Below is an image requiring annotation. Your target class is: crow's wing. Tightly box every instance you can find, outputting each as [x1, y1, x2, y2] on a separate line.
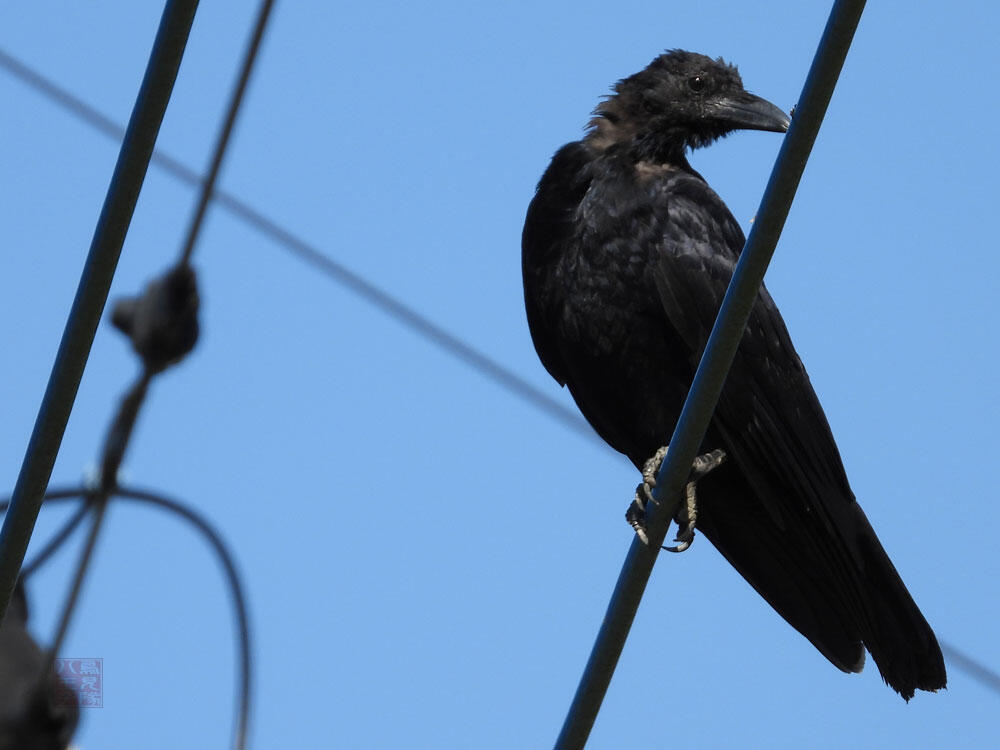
[522, 143, 597, 388]
[652, 180, 944, 697]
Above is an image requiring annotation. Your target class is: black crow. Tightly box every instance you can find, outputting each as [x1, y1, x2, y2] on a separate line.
[522, 50, 946, 699]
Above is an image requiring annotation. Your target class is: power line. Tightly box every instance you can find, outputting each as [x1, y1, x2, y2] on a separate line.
[3, 32, 997, 710]
[556, 3, 868, 744]
[941, 642, 1000, 695]
[0, 44, 605, 454]
[0, 0, 200, 624]
[113, 486, 252, 750]
[1, 487, 251, 750]
[36, 4, 275, 748]
[19, 501, 89, 579]
[177, 0, 274, 266]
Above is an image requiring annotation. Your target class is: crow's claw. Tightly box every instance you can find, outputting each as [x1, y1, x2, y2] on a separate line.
[626, 446, 727, 553]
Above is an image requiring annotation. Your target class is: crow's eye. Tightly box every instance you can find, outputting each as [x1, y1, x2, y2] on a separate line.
[688, 75, 706, 93]
[642, 98, 657, 114]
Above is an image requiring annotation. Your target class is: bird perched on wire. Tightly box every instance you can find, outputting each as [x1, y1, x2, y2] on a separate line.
[521, 49, 946, 699]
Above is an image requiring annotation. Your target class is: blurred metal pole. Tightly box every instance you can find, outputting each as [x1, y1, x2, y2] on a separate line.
[554, 1, 867, 747]
[0, 0, 200, 621]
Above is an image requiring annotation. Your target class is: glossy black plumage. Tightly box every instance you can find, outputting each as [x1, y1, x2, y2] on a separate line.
[522, 50, 945, 699]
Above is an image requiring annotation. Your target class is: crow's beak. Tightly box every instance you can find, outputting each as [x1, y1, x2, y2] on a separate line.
[706, 92, 790, 133]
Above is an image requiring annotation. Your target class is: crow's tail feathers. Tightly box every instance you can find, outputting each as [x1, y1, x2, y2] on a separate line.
[694, 468, 946, 700]
[852, 511, 946, 700]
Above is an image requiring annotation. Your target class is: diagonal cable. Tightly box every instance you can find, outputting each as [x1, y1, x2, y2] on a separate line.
[0, 0, 200, 623]
[941, 642, 1000, 695]
[0, 44, 605, 452]
[1, 487, 251, 749]
[34, 4, 275, 749]
[177, 0, 274, 266]
[556, 1, 868, 746]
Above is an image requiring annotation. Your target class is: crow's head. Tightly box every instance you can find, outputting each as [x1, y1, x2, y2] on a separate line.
[587, 50, 789, 159]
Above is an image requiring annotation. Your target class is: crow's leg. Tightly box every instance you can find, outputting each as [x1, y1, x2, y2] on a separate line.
[625, 446, 668, 545]
[626, 447, 726, 552]
[664, 449, 726, 553]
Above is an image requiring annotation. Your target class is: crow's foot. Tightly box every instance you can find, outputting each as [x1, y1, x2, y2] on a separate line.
[625, 446, 726, 552]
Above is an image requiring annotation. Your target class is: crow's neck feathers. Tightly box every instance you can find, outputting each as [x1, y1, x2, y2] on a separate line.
[582, 50, 762, 164]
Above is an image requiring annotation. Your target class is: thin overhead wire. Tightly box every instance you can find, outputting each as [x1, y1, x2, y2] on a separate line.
[19, 502, 89, 579]
[0, 0, 200, 623]
[941, 642, 1000, 695]
[115, 486, 253, 750]
[3, 14, 999, 714]
[0, 487, 252, 750]
[178, 0, 275, 265]
[25, 3, 276, 747]
[0, 44, 605, 453]
[555, 2, 868, 746]
[43, 372, 150, 678]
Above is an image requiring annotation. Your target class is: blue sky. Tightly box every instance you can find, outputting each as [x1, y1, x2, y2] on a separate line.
[2, 1, 999, 747]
